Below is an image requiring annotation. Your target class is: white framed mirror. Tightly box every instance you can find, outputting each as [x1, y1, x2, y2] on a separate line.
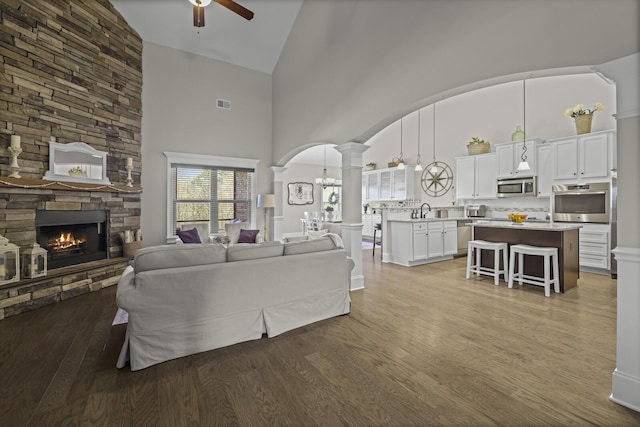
[43, 142, 111, 184]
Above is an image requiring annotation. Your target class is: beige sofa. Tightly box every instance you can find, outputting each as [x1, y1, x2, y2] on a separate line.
[116, 234, 353, 370]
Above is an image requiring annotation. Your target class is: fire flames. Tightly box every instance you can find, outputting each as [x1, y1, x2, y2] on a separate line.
[51, 232, 86, 252]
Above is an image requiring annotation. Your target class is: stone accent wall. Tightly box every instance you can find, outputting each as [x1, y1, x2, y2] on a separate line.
[0, 0, 142, 182]
[0, 1, 143, 319]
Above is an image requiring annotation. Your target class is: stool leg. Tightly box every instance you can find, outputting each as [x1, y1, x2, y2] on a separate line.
[544, 254, 551, 297]
[502, 246, 509, 282]
[552, 252, 560, 293]
[475, 248, 481, 276]
[517, 252, 524, 285]
[466, 242, 473, 279]
[372, 228, 376, 258]
[508, 247, 515, 289]
[493, 248, 499, 286]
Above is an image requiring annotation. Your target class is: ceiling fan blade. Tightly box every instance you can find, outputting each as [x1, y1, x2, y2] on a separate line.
[193, 4, 205, 27]
[215, 0, 254, 20]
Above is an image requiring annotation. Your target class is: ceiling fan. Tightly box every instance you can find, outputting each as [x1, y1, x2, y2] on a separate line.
[189, 0, 254, 28]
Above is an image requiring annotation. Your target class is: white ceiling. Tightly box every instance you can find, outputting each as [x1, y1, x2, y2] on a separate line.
[110, 0, 337, 167]
[110, 0, 303, 75]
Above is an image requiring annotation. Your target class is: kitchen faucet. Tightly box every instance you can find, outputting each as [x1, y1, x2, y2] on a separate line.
[420, 202, 431, 219]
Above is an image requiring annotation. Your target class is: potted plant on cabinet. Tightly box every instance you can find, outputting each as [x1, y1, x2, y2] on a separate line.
[466, 137, 491, 155]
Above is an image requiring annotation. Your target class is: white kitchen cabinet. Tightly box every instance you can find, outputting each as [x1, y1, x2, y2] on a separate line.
[412, 223, 428, 261]
[388, 220, 457, 266]
[443, 221, 458, 256]
[495, 139, 539, 179]
[363, 166, 414, 201]
[427, 221, 458, 258]
[456, 153, 497, 200]
[552, 131, 613, 182]
[363, 171, 379, 201]
[536, 143, 554, 197]
[578, 223, 610, 271]
[362, 213, 382, 237]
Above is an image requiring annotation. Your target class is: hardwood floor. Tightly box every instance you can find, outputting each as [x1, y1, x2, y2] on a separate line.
[1, 253, 639, 426]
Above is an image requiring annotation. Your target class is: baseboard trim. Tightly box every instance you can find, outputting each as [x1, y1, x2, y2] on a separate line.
[350, 274, 364, 291]
[610, 369, 640, 413]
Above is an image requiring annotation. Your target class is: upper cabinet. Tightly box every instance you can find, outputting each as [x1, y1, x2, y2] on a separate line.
[495, 139, 542, 179]
[363, 166, 414, 201]
[456, 153, 497, 200]
[536, 142, 554, 197]
[551, 130, 615, 182]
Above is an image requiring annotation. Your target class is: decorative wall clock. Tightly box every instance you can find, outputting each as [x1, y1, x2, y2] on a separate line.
[421, 161, 453, 197]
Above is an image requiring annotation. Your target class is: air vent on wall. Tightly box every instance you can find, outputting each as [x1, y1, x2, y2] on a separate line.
[217, 99, 231, 110]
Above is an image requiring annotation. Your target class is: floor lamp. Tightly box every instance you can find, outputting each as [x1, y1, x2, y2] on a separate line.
[257, 194, 275, 241]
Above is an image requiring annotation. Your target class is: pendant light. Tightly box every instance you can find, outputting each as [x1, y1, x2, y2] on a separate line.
[517, 79, 531, 171]
[396, 118, 405, 169]
[415, 110, 423, 172]
[430, 103, 439, 174]
[315, 145, 335, 188]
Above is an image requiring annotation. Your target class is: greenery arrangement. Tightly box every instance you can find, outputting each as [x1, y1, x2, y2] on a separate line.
[564, 102, 604, 118]
[467, 137, 489, 145]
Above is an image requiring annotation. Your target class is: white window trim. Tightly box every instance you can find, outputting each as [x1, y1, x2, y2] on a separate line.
[164, 152, 260, 242]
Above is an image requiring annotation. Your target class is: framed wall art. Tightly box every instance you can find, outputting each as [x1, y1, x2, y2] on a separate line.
[287, 182, 314, 205]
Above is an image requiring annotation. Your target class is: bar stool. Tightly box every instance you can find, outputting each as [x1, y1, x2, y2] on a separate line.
[466, 240, 509, 285]
[372, 223, 382, 259]
[508, 244, 559, 297]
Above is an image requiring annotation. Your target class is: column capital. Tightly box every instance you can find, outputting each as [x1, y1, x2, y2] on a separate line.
[270, 166, 287, 181]
[335, 142, 369, 167]
[594, 53, 640, 119]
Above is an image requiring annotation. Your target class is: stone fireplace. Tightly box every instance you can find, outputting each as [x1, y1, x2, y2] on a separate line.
[0, 1, 143, 320]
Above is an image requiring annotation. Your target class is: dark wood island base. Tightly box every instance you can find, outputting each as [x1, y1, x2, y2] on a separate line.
[472, 222, 580, 293]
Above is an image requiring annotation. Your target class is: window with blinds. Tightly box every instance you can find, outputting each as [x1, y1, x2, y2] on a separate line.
[171, 165, 254, 234]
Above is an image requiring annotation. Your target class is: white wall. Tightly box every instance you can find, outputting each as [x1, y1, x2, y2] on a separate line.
[140, 42, 272, 246]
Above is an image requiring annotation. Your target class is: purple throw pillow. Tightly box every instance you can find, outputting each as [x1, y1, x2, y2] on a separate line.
[237, 229, 259, 244]
[177, 227, 201, 244]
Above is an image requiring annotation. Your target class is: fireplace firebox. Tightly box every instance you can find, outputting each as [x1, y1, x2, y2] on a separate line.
[35, 210, 109, 270]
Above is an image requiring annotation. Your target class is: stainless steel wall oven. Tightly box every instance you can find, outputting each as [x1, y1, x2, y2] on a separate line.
[551, 182, 610, 223]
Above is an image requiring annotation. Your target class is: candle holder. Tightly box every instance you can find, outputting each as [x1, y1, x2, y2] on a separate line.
[125, 164, 133, 187]
[8, 146, 22, 178]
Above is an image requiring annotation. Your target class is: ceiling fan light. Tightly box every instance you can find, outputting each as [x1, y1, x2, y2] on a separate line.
[189, 0, 212, 6]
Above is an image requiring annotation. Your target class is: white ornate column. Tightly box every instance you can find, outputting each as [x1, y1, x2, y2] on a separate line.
[335, 142, 369, 291]
[270, 166, 287, 242]
[595, 53, 640, 413]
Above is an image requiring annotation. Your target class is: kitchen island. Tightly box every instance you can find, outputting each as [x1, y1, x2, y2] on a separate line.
[472, 221, 581, 292]
[387, 219, 458, 266]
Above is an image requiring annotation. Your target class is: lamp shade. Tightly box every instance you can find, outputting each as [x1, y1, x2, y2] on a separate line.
[257, 193, 275, 208]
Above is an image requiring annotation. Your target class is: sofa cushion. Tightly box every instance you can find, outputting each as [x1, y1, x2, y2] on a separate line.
[283, 235, 339, 255]
[238, 229, 260, 244]
[227, 242, 284, 262]
[308, 229, 328, 239]
[176, 227, 201, 244]
[134, 244, 226, 273]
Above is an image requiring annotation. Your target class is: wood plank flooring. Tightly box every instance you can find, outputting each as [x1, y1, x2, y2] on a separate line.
[1, 253, 639, 426]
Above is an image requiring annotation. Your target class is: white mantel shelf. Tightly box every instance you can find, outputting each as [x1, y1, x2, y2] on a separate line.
[0, 177, 142, 193]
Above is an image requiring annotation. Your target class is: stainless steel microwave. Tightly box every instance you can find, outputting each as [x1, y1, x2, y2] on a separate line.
[496, 177, 537, 198]
[551, 182, 610, 223]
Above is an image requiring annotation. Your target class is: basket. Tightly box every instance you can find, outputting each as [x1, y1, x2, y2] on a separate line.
[467, 142, 490, 155]
[123, 240, 142, 258]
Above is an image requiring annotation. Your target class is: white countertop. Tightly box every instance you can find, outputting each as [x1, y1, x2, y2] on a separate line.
[387, 218, 460, 223]
[471, 220, 582, 231]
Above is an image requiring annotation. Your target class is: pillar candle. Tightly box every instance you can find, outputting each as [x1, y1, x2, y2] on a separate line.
[126, 157, 133, 167]
[10, 135, 20, 149]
